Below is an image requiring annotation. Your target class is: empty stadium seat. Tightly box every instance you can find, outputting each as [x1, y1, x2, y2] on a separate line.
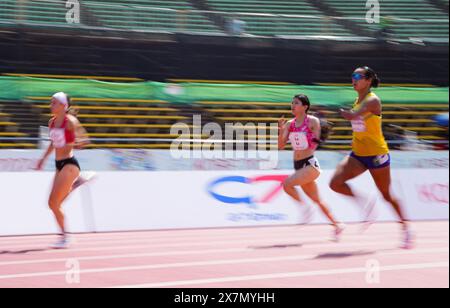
[83, 0, 221, 33]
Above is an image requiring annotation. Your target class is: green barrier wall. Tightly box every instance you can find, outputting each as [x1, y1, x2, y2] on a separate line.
[0, 76, 448, 105]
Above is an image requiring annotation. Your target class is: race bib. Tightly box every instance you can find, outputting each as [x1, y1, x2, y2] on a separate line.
[351, 117, 367, 133]
[49, 128, 66, 148]
[289, 132, 309, 151]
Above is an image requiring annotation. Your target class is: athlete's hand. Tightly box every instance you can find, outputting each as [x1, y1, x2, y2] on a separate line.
[35, 159, 45, 171]
[278, 116, 287, 129]
[74, 138, 90, 150]
[339, 109, 353, 120]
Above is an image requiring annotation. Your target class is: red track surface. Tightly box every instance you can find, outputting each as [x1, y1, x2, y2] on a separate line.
[0, 221, 448, 288]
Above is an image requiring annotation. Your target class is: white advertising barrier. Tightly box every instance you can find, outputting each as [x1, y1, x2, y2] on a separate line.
[0, 150, 112, 172]
[0, 169, 448, 235]
[0, 173, 95, 236]
[1, 150, 449, 171]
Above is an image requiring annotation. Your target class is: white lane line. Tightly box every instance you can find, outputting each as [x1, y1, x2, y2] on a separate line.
[0, 247, 447, 280]
[0, 230, 341, 247]
[0, 230, 304, 245]
[114, 262, 450, 288]
[2, 230, 448, 255]
[1, 223, 447, 245]
[0, 237, 448, 267]
[0, 247, 248, 266]
[1, 231, 423, 249]
[1, 229, 433, 247]
[0, 227, 332, 245]
[0, 237, 448, 260]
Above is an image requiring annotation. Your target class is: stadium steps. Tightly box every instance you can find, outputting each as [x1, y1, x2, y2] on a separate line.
[205, 0, 354, 37]
[305, 0, 374, 37]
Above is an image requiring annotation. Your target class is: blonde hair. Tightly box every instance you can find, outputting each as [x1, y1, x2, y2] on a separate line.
[64, 94, 79, 116]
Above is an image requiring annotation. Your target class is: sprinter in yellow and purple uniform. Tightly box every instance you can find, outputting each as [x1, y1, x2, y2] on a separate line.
[329, 66, 414, 249]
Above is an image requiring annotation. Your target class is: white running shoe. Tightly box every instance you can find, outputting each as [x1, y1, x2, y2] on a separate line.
[299, 205, 314, 225]
[333, 223, 346, 242]
[51, 236, 70, 249]
[72, 171, 97, 191]
[400, 228, 415, 250]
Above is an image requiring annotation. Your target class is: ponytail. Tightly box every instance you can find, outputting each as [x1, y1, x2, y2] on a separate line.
[313, 119, 334, 145]
[363, 66, 380, 88]
[65, 95, 79, 116]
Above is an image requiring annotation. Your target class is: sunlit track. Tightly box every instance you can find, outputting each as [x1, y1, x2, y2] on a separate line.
[0, 222, 448, 288]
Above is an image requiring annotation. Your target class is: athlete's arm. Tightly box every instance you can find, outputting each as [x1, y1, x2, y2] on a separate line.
[278, 116, 290, 150]
[36, 120, 55, 170]
[339, 97, 381, 120]
[309, 116, 321, 151]
[68, 115, 90, 149]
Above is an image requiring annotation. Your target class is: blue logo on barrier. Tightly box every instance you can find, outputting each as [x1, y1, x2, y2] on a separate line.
[207, 175, 288, 208]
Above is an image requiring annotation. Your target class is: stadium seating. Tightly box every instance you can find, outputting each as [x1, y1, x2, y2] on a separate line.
[0, 101, 35, 148]
[206, 0, 353, 37]
[2, 94, 447, 150]
[83, 0, 221, 33]
[0, 0, 221, 33]
[0, 0, 15, 24]
[197, 100, 449, 150]
[323, 0, 449, 41]
[0, 0, 72, 27]
[27, 96, 197, 149]
[0, 1, 448, 149]
[1, 0, 447, 40]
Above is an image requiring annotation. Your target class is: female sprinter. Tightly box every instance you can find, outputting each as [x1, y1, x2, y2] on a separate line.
[329, 66, 414, 249]
[279, 94, 345, 241]
[36, 92, 92, 249]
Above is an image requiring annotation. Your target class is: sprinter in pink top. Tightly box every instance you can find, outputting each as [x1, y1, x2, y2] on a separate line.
[279, 94, 344, 241]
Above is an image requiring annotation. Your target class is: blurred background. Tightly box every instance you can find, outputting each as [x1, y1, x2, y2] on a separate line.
[0, 0, 448, 235]
[0, 2, 449, 290]
[0, 0, 448, 153]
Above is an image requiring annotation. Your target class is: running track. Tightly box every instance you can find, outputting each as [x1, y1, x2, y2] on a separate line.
[0, 221, 448, 288]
